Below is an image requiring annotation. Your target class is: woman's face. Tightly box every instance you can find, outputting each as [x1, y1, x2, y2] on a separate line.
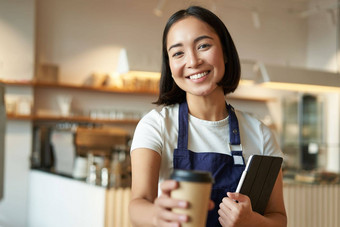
[166, 16, 225, 98]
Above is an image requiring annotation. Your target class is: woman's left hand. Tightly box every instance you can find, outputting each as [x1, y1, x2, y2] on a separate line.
[217, 192, 254, 227]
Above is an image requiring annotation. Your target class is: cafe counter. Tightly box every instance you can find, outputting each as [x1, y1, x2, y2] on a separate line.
[28, 169, 340, 227]
[27, 170, 131, 227]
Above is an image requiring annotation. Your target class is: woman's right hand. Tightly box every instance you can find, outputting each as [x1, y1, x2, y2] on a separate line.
[152, 179, 189, 227]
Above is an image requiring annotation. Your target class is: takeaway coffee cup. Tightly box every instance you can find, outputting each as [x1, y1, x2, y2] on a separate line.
[170, 169, 214, 227]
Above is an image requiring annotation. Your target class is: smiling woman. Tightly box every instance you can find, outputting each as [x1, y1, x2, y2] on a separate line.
[166, 17, 226, 99]
[154, 6, 241, 106]
[129, 5, 287, 227]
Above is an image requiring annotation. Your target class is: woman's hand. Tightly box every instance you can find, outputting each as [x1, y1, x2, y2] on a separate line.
[218, 192, 254, 227]
[153, 180, 215, 226]
[152, 180, 189, 227]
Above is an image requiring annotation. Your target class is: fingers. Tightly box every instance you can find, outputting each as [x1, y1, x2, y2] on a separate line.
[157, 208, 188, 224]
[154, 180, 189, 226]
[218, 200, 232, 227]
[218, 215, 227, 227]
[154, 196, 189, 226]
[158, 180, 188, 209]
[155, 194, 188, 210]
[160, 180, 179, 196]
[218, 196, 233, 217]
[218, 192, 254, 226]
[219, 193, 239, 212]
[218, 193, 246, 220]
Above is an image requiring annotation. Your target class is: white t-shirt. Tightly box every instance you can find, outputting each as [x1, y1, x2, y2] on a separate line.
[131, 104, 282, 183]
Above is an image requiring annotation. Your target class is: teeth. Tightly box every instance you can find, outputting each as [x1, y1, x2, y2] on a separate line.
[189, 71, 208, 80]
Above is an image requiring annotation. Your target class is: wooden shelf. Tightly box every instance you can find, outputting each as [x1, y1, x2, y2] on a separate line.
[1, 79, 275, 102]
[3, 80, 275, 126]
[227, 95, 276, 102]
[0, 80, 33, 87]
[6, 114, 34, 120]
[7, 113, 140, 124]
[33, 81, 158, 95]
[1, 80, 158, 95]
[33, 115, 140, 124]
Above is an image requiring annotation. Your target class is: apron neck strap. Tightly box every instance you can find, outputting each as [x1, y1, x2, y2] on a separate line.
[177, 101, 242, 149]
[227, 104, 241, 145]
[177, 102, 189, 149]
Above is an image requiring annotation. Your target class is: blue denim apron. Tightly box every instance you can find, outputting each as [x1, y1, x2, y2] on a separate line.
[173, 101, 246, 227]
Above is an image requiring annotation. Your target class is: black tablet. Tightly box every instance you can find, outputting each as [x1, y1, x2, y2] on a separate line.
[235, 155, 283, 215]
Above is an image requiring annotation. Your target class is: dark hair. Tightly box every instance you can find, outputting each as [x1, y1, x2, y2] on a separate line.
[154, 5, 241, 106]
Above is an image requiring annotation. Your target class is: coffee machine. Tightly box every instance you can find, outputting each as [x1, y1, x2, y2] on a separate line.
[75, 126, 131, 188]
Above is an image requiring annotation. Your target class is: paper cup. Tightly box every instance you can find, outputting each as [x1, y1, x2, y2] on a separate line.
[170, 169, 214, 227]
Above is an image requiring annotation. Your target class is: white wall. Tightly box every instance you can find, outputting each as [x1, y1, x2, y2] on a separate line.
[0, 0, 35, 81]
[218, 7, 307, 67]
[305, 0, 340, 172]
[324, 93, 340, 172]
[36, 0, 166, 84]
[36, 0, 309, 84]
[0, 0, 35, 226]
[306, 0, 338, 72]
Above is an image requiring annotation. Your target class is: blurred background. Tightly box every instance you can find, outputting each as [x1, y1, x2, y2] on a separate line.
[0, 0, 339, 226]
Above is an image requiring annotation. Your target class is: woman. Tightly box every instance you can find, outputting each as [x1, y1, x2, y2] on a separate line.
[129, 6, 287, 227]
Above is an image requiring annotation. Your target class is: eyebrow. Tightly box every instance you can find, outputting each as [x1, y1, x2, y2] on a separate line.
[168, 35, 213, 52]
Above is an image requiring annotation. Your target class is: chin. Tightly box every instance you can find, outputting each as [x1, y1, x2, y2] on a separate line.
[188, 90, 213, 97]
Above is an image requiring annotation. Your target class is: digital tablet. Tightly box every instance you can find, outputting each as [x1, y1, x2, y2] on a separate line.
[235, 155, 283, 215]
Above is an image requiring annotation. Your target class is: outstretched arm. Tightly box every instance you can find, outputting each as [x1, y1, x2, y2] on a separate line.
[128, 148, 189, 227]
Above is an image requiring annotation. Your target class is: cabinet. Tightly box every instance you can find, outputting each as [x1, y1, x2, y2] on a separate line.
[282, 93, 325, 170]
[28, 170, 132, 227]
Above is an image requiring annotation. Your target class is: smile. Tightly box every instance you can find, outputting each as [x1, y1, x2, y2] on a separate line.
[188, 71, 209, 80]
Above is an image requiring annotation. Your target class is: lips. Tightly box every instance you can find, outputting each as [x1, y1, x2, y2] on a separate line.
[188, 71, 209, 80]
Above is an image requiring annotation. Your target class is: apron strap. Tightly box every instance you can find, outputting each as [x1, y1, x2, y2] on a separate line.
[177, 102, 189, 149]
[227, 104, 244, 165]
[227, 104, 241, 145]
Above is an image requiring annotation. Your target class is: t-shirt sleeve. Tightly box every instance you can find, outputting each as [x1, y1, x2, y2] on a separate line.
[261, 123, 283, 158]
[130, 109, 163, 155]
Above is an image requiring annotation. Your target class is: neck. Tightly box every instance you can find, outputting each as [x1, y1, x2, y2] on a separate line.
[186, 90, 228, 121]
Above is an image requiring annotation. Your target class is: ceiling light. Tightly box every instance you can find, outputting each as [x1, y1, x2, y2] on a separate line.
[116, 48, 160, 79]
[254, 62, 340, 93]
[153, 0, 167, 17]
[251, 11, 261, 29]
[299, 2, 339, 18]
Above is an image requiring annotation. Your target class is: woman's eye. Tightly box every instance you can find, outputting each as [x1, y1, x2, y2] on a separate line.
[172, 51, 184, 58]
[198, 43, 211, 50]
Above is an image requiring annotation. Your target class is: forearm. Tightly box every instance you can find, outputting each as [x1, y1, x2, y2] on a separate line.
[129, 198, 157, 227]
[248, 211, 287, 227]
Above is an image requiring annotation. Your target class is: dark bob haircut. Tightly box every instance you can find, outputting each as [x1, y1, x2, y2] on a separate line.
[154, 5, 241, 106]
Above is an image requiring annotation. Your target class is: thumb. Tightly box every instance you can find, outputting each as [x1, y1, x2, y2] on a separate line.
[227, 192, 248, 203]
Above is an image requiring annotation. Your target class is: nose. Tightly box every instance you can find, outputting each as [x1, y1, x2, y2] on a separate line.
[186, 51, 202, 68]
